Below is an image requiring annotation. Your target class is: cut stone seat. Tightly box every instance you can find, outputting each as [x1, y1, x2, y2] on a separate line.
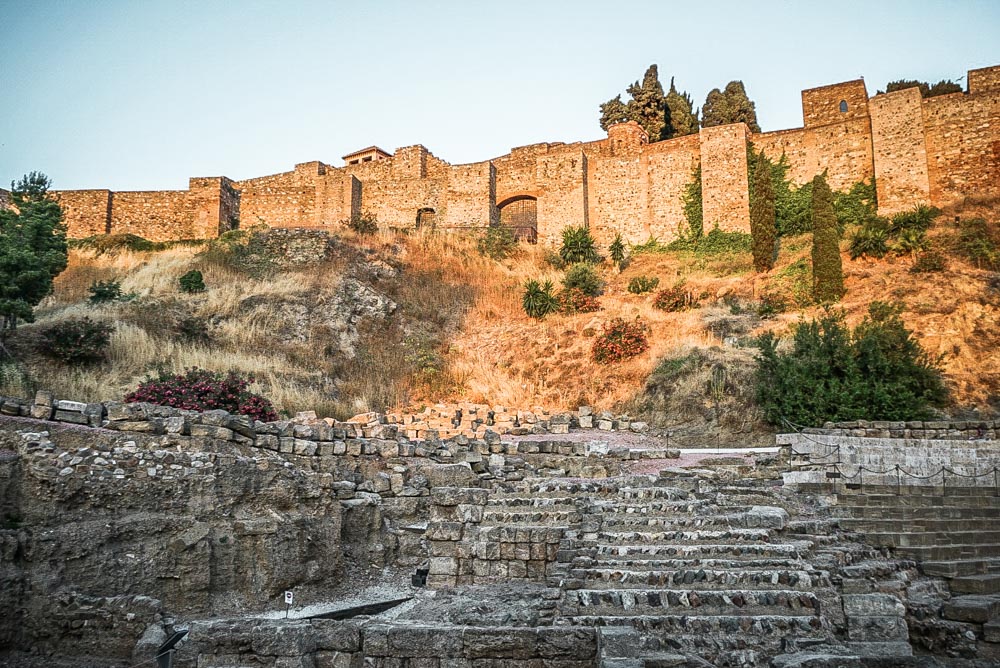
[616, 487, 692, 501]
[840, 494, 1000, 508]
[894, 543, 1000, 561]
[950, 574, 1000, 595]
[600, 513, 753, 530]
[860, 530, 1000, 548]
[581, 557, 814, 572]
[836, 505, 1000, 520]
[593, 542, 812, 560]
[591, 499, 715, 516]
[595, 529, 773, 544]
[838, 517, 1000, 532]
[480, 509, 581, 524]
[563, 588, 823, 617]
[560, 613, 830, 639]
[921, 557, 1000, 578]
[578, 567, 830, 591]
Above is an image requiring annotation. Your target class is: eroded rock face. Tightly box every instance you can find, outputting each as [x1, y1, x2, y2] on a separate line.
[0, 421, 343, 660]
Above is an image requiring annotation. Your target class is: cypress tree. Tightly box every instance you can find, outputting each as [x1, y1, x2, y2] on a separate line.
[811, 174, 844, 302]
[664, 77, 699, 138]
[625, 65, 668, 141]
[599, 94, 630, 131]
[701, 81, 761, 132]
[750, 153, 777, 272]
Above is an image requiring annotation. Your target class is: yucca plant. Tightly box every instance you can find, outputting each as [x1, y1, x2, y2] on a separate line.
[559, 225, 600, 264]
[892, 228, 928, 261]
[522, 279, 560, 319]
[849, 221, 889, 259]
[609, 233, 627, 271]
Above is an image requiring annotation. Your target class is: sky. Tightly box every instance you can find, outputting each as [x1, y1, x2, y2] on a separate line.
[1, 0, 998, 191]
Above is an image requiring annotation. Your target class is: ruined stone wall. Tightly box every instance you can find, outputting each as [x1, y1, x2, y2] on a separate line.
[870, 88, 932, 215]
[587, 123, 648, 244]
[646, 134, 701, 240]
[536, 149, 587, 241]
[55, 189, 112, 237]
[802, 79, 870, 128]
[969, 64, 1000, 94]
[443, 161, 496, 229]
[109, 190, 190, 240]
[700, 123, 750, 232]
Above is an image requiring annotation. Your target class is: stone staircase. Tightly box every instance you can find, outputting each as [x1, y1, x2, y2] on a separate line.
[549, 481, 849, 667]
[835, 486, 1000, 595]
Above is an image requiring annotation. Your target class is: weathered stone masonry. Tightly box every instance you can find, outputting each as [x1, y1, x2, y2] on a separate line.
[34, 64, 1000, 244]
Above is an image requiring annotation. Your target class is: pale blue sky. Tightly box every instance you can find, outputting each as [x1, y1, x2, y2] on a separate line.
[1, 0, 997, 191]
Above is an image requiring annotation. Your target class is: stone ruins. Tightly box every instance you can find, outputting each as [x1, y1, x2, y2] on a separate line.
[2, 390, 1000, 666]
[8, 64, 996, 247]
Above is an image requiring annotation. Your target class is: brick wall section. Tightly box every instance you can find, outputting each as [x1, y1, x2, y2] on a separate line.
[700, 123, 750, 232]
[870, 87, 932, 215]
[56, 189, 111, 237]
[922, 90, 1000, 208]
[802, 79, 869, 128]
[38, 65, 999, 243]
[968, 65, 1000, 94]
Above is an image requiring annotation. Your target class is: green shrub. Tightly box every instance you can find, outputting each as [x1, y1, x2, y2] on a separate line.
[889, 205, 939, 235]
[88, 280, 124, 304]
[955, 218, 1000, 270]
[834, 179, 878, 230]
[609, 233, 627, 270]
[653, 282, 699, 311]
[178, 269, 206, 293]
[627, 276, 660, 294]
[125, 368, 277, 422]
[559, 225, 600, 264]
[849, 220, 889, 259]
[891, 228, 929, 260]
[557, 288, 601, 314]
[345, 211, 379, 235]
[756, 292, 788, 318]
[755, 302, 946, 425]
[39, 318, 114, 364]
[681, 164, 703, 239]
[667, 226, 752, 256]
[543, 249, 567, 270]
[562, 262, 603, 297]
[592, 318, 649, 364]
[476, 226, 518, 260]
[522, 280, 560, 319]
[911, 249, 947, 273]
[71, 233, 162, 254]
[631, 235, 670, 255]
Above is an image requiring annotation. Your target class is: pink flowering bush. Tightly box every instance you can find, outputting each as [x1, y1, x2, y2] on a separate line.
[125, 368, 278, 422]
[591, 318, 650, 364]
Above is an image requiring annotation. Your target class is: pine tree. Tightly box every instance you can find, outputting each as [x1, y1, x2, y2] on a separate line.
[626, 65, 668, 141]
[599, 94, 630, 131]
[750, 153, 777, 272]
[701, 81, 761, 132]
[811, 174, 844, 303]
[664, 77, 699, 138]
[0, 172, 68, 334]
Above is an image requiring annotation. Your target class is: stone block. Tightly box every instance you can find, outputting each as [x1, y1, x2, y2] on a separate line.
[294, 439, 318, 456]
[745, 506, 789, 530]
[55, 399, 87, 412]
[54, 410, 90, 425]
[462, 627, 536, 659]
[311, 620, 361, 652]
[251, 623, 316, 656]
[30, 404, 53, 420]
[190, 424, 234, 440]
[943, 595, 1000, 623]
[429, 557, 458, 576]
[427, 522, 464, 541]
[846, 615, 909, 642]
[389, 625, 462, 658]
[431, 488, 488, 507]
[842, 594, 905, 618]
[362, 624, 391, 655]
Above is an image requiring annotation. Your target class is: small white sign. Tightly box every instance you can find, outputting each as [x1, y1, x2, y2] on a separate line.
[284, 591, 294, 605]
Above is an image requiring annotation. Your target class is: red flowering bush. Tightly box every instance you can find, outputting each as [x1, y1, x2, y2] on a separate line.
[591, 318, 649, 364]
[125, 368, 278, 422]
[653, 283, 699, 312]
[558, 288, 601, 314]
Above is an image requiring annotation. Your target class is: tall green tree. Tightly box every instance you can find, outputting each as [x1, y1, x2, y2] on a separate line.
[750, 153, 777, 272]
[599, 94, 630, 131]
[0, 172, 68, 334]
[626, 65, 668, 141]
[810, 174, 844, 303]
[701, 81, 761, 132]
[664, 77, 699, 138]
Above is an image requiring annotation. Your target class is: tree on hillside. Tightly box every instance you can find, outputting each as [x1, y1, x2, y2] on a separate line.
[598, 65, 699, 141]
[810, 173, 844, 303]
[750, 153, 777, 272]
[0, 172, 68, 336]
[599, 94, 631, 131]
[701, 81, 761, 132]
[880, 79, 963, 98]
[664, 77, 699, 138]
[626, 65, 668, 141]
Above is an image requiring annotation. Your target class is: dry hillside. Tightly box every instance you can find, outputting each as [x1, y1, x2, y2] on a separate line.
[1, 207, 997, 434]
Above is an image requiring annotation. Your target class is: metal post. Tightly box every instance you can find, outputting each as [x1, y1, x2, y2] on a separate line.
[896, 465, 901, 496]
[942, 468, 947, 496]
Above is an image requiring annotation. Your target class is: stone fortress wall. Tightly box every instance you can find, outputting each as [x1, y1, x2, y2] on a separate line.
[39, 64, 1000, 245]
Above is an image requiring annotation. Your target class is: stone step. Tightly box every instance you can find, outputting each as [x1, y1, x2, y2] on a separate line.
[895, 543, 1000, 561]
[921, 557, 1000, 578]
[563, 588, 823, 617]
[595, 529, 773, 544]
[579, 557, 813, 572]
[837, 505, 1000, 520]
[577, 567, 830, 590]
[600, 514, 747, 530]
[593, 542, 811, 561]
[486, 494, 580, 506]
[616, 487, 692, 501]
[591, 499, 714, 516]
[860, 530, 1000, 548]
[561, 613, 830, 642]
[481, 509, 580, 524]
[838, 517, 1000, 532]
[949, 574, 1000, 595]
[839, 494, 1000, 509]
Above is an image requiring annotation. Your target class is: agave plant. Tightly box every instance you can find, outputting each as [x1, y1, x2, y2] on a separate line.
[522, 279, 560, 319]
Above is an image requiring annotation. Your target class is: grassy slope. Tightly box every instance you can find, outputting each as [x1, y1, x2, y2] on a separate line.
[2, 217, 996, 427]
